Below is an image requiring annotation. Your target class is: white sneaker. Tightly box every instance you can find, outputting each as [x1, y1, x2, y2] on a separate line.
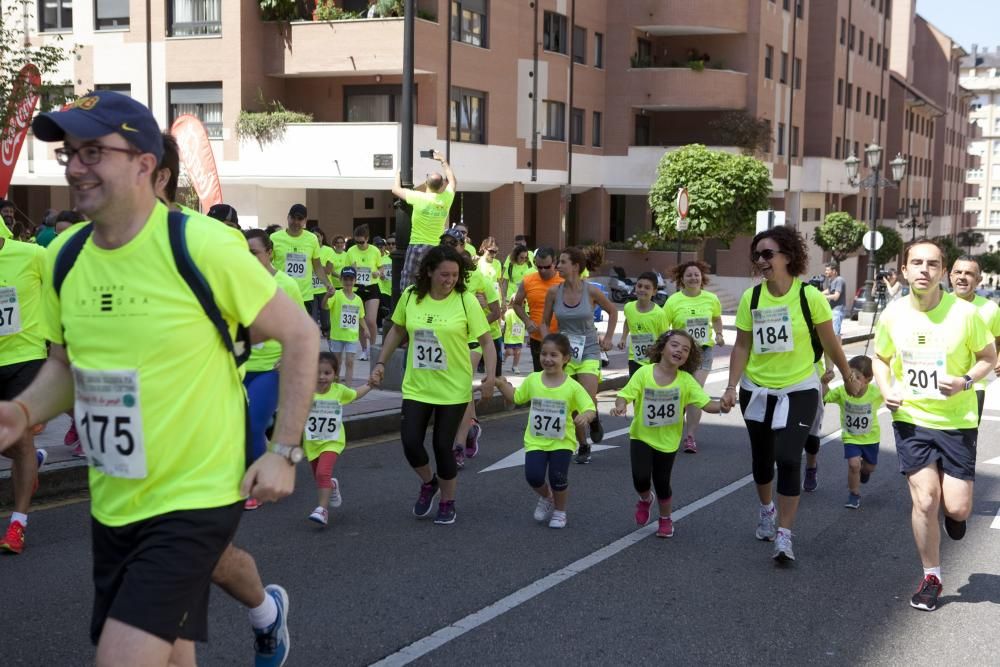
[756, 505, 776, 541]
[358, 349, 369, 361]
[773, 530, 795, 562]
[548, 510, 567, 529]
[329, 478, 342, 508]
[533, 495, 555, 522]
[308, 506, 328, 525]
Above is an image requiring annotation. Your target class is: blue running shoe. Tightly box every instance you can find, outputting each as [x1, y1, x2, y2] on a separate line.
[254, 585, 290, 667]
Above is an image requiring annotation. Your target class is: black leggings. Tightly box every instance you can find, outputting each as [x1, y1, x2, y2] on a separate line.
[524, 449, 572, 491]
[630, 439, 677, 499]
[400, 400, 468, 481]
[739, 388, 819, 497]
[628, 360, 643, 378]
[530, 337, 543, 372]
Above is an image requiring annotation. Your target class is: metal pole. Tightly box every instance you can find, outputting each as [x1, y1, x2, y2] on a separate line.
[676, 231, 681, 267]
[863, 180, 877, 313]
[390, 0, 415, 313]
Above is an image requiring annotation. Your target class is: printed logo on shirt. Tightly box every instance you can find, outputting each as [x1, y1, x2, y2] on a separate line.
[78, 285, 149, 315]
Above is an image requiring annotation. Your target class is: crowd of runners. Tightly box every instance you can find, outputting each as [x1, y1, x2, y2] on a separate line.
[0, 91, 996, 666]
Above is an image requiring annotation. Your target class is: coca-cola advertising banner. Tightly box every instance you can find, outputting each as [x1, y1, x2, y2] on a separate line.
[171, 114, 222, 210]
[0, 63, 41, 197]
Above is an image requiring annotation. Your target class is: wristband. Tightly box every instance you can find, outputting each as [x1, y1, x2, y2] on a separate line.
[725, 385, 736, 391]
[374, 361, 386, 368]
[12, 399, 31, 426]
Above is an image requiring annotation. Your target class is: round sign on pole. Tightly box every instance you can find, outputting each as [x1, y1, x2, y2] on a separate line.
[676, 187, 689, 219]
[862, 230, 884, 251]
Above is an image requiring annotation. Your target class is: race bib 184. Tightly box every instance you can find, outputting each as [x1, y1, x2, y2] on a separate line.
[751, 306, 792, 354]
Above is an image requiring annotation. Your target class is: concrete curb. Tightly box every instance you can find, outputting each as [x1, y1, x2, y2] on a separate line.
[1, 373, 633, 509]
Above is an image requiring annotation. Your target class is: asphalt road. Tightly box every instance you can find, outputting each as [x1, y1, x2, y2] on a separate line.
[3, 341, 1000, 666]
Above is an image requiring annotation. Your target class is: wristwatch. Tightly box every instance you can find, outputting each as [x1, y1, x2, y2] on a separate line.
[963, 374, 974, 391]
[269, 443, 304, 465]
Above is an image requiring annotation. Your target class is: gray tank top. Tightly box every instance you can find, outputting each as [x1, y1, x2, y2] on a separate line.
[553, 283, 599, 362]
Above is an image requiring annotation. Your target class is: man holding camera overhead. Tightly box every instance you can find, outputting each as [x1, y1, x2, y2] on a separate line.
[391, 150, 456, 289]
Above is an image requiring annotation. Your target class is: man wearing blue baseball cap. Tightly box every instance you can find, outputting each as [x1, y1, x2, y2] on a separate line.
[0, 90, 317, 666]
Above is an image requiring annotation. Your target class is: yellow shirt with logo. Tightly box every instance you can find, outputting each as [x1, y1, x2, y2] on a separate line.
[379, 253, 393, 296]
[246, 270, 303, 373]
[0, 240, 46, 366]
[618, 365, 709, 452]
[663, 290, 723, 347]
[503, 308, 525, 346]
[326, 247, 347, 291]
[466, 268, 502, 340]
[312, 242, 333, 297]
[43, 203, 277, 527]
[623, 301, 670, 365]
[735, 278, 832, 389]
[503, 260, 535, 300]
[406, 189, 455, 245]
[303, 384, 358, 459]
[329, 289, 363, 343]
[971, 294, 1000, 390]
[874, 292, 991, 429]
[391, 286, 489, 404]
[824, 383, 883, 445]
[513, 372, 595, 452]
[270, 229, 321, 299]
[346, 244, 382, 287]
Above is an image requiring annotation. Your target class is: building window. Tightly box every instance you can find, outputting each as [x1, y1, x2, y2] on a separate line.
[991, 211, 1000, 225]
[868, 37, 874, 61]
[168, 83, 222, 138]
[592, 111, 602, 147]
[846, 83, 853, 107]
[793, 58, 802, 89]
[636, 38, 652, 66]
[854, 140, 859, 157]
[572, 25, 586, 65]
[780, 52, 788, 84]
[169, 0, 221, 36]
[991, 187, 1000, 201]
[849, 24, 855, 50]
[840, 17, 846, 45]
[782, 0, 789, 9]
[859, 30, 864, 55]
[570, 107, 584, 145]
[95, 0, 128, 29]
[866, 91, 871, 115]
[876, 42, 882, 66]
[880, 97, 886, 120]
[856, 89, 861, 112]
[764, 45, 773, 79]
[795, 0, 803, 19]
[449, 87, 486, 143]
[543, 11, 568, 54]
[544, 100, 565, 140]
[777, 123, 785, 156]
[634, 114, 651, 146]
[345, 85, 411, 122]
[451, 0, 488, 48]
[39, 0, 73, 31]
[791, 125, 799, 157]
[883, 47, 888, 70]
[837, 78, 843, 105]
[95, 83, 131, 96]
[835, 137, 841, 159]
[594, 32, 604, 68]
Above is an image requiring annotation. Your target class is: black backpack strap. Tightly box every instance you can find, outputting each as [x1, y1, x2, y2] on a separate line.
[166, 211, 250, 366]
[799, 283, 823, 363]
[53, 223, 95, 297]
[750, 283, 762, 311]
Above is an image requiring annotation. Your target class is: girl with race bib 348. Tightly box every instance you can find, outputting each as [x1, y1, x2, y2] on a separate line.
[663, 260, 725, 454]
[541, 246, 617, 464]
[612, 330, 728, 538]
[494, 334, 596, 529]
[617, 271, 670, 378]
[304, 352, 370, 527]
[722, 226, 862, 563]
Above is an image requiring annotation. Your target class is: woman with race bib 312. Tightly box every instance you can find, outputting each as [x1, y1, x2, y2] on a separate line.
[721, 226, 862, 563]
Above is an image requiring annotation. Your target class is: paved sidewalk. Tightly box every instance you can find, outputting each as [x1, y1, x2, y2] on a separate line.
[0, 306, 875, 481]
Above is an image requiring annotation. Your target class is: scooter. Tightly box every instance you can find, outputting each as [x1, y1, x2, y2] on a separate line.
[609, 266, 636, 303]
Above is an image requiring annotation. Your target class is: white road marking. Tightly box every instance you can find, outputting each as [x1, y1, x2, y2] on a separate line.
[479, 442, 622, 473]
[984, 456, 1000, 466]
[992, 508, 1000, 530]
[372, 428, 845, 666]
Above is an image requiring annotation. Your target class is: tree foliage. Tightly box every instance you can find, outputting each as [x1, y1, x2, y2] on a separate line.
[0, 5, 73, 142]
[956, 230, 985, 253]
[874, 224, 903, 267]
[813, 212, 867, 262]
[976, 252, 1000, 275]
[709, 111, 773, 156]
[933, 235, 963, 271]
[648, 144, 772, 245]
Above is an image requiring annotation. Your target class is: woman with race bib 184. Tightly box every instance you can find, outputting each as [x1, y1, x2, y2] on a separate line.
[721, 226, 862, 563]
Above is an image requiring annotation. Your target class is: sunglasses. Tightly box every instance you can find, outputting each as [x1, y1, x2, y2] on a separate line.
[751, 249, 782, 262]
[536, 264, 554, 271]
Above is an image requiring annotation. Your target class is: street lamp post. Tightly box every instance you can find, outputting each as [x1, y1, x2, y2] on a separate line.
[896, 202, 932, 242]
[845, 146, 907, 313]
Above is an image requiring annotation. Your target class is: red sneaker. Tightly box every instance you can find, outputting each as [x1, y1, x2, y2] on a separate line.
[63, 422, 80, 448]
[244, 498, 261, 511]
[0, 521, 25, 554]
[683, 435, 698, 454]
[634, 493, 654, 526]
[656, 517, 674, 538]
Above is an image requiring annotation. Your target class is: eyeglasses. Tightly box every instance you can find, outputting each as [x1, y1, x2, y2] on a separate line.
[55, 144, 141, 166]
[751, 249, 782, 262]
[536, 263, 554, 271]
[486, 248, 497, 254]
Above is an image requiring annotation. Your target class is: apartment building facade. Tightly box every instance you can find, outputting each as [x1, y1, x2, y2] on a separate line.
[962, 46, 1000, 250]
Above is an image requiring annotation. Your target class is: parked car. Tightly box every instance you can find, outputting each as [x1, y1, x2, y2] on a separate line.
[849, 283, 887, 319]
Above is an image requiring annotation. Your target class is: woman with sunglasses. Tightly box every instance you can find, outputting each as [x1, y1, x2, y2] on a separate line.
[477, 237, 503, 299]
[722, 226, 862, 563]
[541, 245, 618, 463]
[663, 260, 724, 454]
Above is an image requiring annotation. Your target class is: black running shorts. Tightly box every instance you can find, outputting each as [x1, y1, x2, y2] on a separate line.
[892, 422, 977, 481]
[0, 358, 44, 401]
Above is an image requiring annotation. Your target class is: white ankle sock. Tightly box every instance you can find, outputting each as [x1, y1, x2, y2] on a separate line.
[248, 593, 278, 630]
[761, 502, 775, 513]
[11, 513, 27, 527]
[923, 566, 942, 581]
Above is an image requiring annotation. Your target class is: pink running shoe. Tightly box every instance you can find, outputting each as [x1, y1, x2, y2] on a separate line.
[634, 493, 655, 526]
[453, 445, 465, 470]
[63, 422, 80, 448]
[657, 517, 674, 538]
[465, 419, 481, 458]
[683, 434, 698, 454]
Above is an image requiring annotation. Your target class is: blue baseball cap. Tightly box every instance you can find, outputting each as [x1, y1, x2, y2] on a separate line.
[31, 91, 164, 161]
[340, 267, 357, 279]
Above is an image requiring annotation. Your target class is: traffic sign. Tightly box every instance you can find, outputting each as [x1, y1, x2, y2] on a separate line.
[862, 230, 884, 251]
[676, 187, 689, 219]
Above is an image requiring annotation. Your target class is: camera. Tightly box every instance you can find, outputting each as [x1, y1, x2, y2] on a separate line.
[807, 275, 824, 290]
[419, 149, 435, 158]
[875, 270, 888, 281]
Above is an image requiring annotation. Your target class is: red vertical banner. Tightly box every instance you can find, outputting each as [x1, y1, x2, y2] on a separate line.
[171, 114, 223, 210]
[0, 64, 42, 197]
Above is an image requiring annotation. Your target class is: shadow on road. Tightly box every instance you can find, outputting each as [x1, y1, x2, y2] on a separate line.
[940, 573, 1000, 607]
